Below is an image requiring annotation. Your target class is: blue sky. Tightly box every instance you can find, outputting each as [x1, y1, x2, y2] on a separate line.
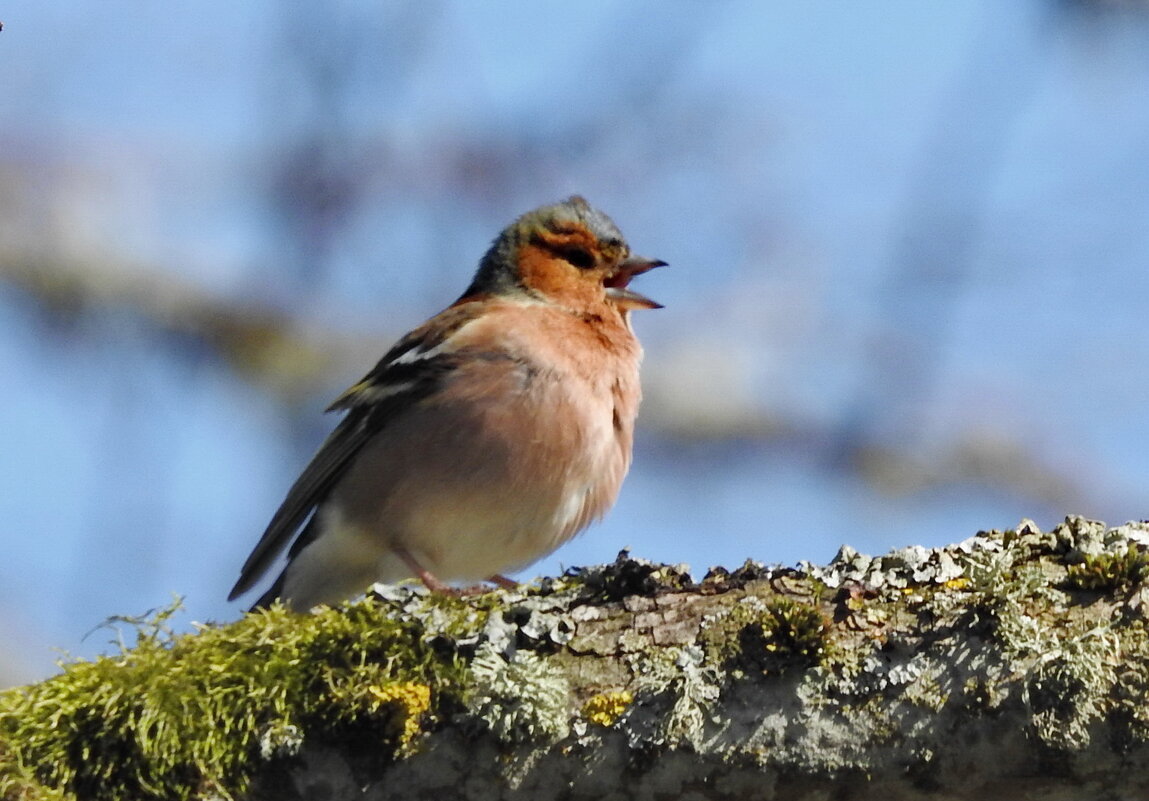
[2, 0, 1148, 683]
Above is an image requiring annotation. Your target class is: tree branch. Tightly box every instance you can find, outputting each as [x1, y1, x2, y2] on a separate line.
[5, 517, 1149, 800]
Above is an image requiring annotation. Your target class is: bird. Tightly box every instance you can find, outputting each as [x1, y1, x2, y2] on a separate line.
[228, 196, 665, 611]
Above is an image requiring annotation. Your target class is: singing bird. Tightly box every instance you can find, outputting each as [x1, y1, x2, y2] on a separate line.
[228, 196, 665, 611]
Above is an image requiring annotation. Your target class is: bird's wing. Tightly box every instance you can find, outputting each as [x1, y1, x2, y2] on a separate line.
[227, 304, 480, 601]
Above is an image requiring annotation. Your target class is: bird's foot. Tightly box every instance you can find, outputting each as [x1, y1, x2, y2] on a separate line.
[487, 574, 519, 590]
[394, 548, 518, 595]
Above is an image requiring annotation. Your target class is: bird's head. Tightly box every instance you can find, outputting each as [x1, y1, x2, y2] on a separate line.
[464, 196, 665, 313]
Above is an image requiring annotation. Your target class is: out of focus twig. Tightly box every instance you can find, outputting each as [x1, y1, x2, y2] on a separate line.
[0, 249, 1102, 514]
[0, 250, 337, 405]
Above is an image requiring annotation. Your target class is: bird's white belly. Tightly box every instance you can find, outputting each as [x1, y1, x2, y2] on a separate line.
[390, 482, 592, 582]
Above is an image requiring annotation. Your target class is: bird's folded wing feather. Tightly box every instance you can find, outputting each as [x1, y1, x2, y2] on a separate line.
[227, 306, 480, 600]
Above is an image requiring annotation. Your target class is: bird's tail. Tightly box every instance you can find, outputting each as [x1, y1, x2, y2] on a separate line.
[248, 569, 287, 612]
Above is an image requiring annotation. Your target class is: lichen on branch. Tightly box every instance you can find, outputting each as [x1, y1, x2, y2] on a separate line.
[5, 517, 1149, 801]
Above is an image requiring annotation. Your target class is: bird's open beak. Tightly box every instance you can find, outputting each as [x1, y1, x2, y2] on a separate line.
[604, 256, 667, 310]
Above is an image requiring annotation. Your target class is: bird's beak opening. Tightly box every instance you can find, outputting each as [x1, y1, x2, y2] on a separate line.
[604, 256, 667, 310]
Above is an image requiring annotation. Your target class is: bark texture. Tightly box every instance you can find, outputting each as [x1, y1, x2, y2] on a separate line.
[5, 516, 1149, 801]
[258, 517, 1149, 801]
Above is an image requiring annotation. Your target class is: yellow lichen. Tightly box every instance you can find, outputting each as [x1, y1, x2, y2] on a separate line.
[581, 691, 633, 727]
[366, 682, 432, 747]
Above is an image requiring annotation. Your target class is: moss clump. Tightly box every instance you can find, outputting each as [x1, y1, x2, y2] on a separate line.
[743, 598, 830, 671]
[0, 743, 69, 801]
[0, 599, 464, 801]
[700, 596, 830, 676]
[1065, 545, 1149, 592]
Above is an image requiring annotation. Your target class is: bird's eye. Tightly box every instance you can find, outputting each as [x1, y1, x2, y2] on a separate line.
[557, 246, 595, 270]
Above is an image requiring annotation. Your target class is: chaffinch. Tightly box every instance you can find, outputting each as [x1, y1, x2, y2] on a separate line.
[228, 196, 665, 610]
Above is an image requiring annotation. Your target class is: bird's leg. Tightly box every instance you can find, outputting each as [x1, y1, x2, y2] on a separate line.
[393, 547, 517, 596]
[394, 546, 454, 594]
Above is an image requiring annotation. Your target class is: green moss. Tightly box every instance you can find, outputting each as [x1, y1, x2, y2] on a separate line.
[0, 599, 465, 801]
[1065, 545, 1149, 592]
[749, 598, 829, 670]
[700, 596, 830, 676]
